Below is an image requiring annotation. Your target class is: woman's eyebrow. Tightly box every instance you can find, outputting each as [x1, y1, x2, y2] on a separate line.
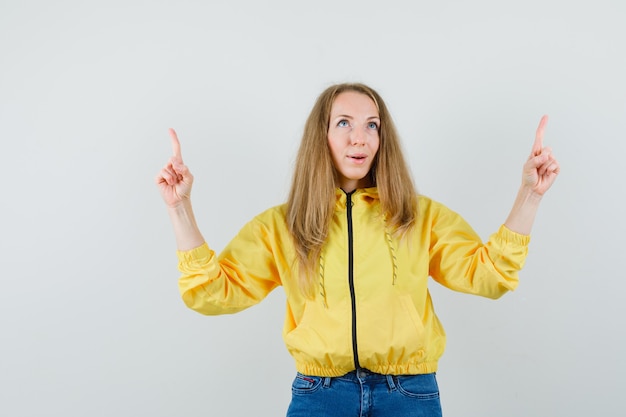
[331, 114, 380, 120]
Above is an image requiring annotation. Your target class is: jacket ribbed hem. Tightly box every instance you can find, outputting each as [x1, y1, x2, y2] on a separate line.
[295, 361, 439, 377]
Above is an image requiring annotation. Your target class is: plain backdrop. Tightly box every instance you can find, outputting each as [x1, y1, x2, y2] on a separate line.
[1, 0, 624, 416]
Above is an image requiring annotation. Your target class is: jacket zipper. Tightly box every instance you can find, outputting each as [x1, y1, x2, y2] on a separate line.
[346, 191, 361, 370]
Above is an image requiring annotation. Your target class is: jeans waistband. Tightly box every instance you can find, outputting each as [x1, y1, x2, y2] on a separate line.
[335, 369, 397, 389]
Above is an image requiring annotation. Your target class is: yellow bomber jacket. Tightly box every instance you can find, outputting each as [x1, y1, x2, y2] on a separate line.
[177, 188, 530, 377]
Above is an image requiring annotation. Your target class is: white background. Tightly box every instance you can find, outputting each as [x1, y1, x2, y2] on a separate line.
[1, 0, 624, 416]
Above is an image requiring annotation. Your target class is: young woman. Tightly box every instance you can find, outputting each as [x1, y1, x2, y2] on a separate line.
[156, 83, 559, 416]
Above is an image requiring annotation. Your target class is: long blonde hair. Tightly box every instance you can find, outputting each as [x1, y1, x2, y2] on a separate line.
[286, 83, 416, 296]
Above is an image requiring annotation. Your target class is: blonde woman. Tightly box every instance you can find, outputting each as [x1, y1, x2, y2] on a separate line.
[156, 83, 559, 416]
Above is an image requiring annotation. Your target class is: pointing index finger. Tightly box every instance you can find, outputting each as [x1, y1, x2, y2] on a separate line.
[169, 128, 182, 160]
[532, 115, 548, 156]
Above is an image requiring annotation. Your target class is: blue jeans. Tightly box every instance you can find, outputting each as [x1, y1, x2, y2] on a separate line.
[286, 369, 442, 417]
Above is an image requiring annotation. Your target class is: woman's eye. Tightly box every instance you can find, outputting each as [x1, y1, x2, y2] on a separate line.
[368, 122, 379, 130]
[338, 120, 349, 127]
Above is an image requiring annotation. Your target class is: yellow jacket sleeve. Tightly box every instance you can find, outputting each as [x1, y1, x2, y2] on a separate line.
[427, 200, 530, 299]
[177, 216, 282, 315]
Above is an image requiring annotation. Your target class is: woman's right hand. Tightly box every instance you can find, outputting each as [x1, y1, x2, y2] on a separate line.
[155, 128, 194, 208]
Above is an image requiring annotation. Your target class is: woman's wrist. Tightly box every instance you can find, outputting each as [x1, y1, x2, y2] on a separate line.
[167, 199, 205, 251]
[504, 185, 543, 235]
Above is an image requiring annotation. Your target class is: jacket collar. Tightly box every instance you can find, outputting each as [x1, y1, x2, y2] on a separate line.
[334, 187, 379, 208]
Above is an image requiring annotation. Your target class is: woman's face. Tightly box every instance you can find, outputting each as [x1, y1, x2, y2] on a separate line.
[327, 91, 380, 192]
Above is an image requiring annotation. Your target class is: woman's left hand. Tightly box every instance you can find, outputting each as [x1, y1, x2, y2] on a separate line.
[522, 115, 560, 196]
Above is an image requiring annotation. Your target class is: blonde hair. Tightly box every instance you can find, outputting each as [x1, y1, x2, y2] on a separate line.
[286, 83, 416, 296]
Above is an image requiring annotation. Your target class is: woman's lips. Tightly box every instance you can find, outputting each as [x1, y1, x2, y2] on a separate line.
[348, 154, 367, 164]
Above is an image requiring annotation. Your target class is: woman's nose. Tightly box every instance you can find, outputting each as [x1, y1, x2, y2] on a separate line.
[350, 127, 366, 145]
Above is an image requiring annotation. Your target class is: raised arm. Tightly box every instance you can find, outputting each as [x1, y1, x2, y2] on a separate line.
[155, 128, 206, 250]
[504, 115, 560, 235]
